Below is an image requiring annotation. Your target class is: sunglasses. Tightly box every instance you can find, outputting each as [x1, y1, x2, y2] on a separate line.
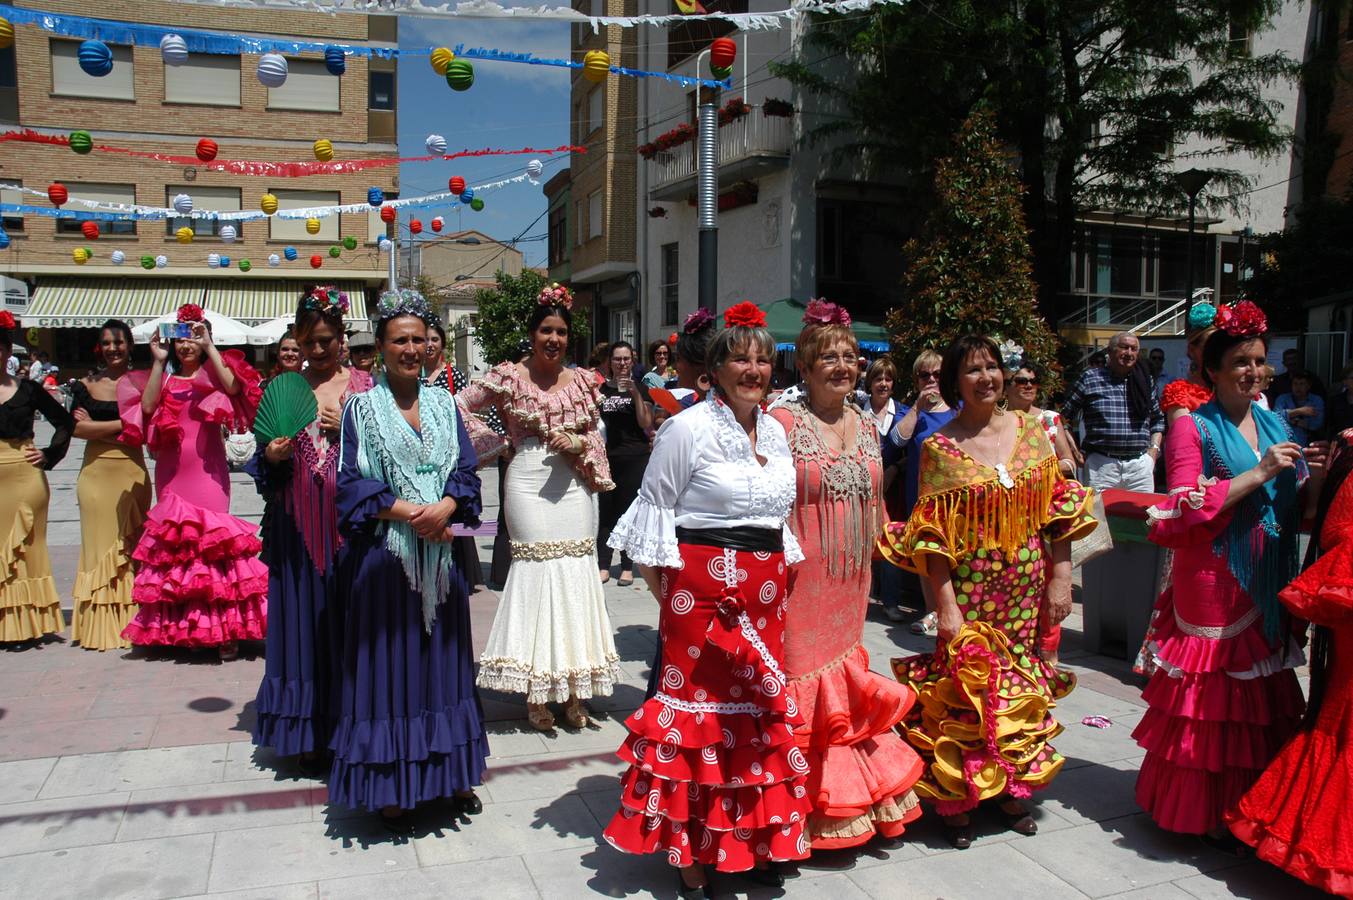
[1012, 376, 1038, 386]
[917, 370, 940, 382]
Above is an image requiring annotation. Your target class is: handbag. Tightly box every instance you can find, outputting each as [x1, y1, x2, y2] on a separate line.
[224, 430, 257, 470]
[1070, 490, 1114, 568]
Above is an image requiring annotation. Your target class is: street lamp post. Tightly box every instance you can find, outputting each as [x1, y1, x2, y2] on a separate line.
[1173, 168, 1214, 306]
[695, 49, 719, 313]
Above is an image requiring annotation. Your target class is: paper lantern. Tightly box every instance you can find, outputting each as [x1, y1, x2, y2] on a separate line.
[239, 259, 252, 272]
[305, 218, 321, 235]
[219, 224, 238, 243]
[313, 139, 334, 162]
[342, 235, 357, 250]
[110, 249, 125, 265]
[445, 59, 474, 92]
[172, 193, 193, 215]
[310, 254, 323, 269]
[409, 219, 422, 235]
[710, 36, 737, 69]
[267, 253, 280, 267]
[379, 205, 396, 223]
[160, 34, 188, 66]
[430, 47, 454, 76]
[526, 159, 543, 180]
[324, 46, 346, 76]
[377, 236, 391, 252]
[155, 255, 169, 269]
[80, 221, 99, 240]
[711, 63, 733, 80]
[328, 245, 341, 258]
[219, 255, 231, 268]
[0, 18, 12, 50]
[0, 228, 8, 251]
[458, 188, 474, 204]
[284, 246, 298, 261]
[69, 131, 93, 154]
[257, 53, 288, 88]
[583, 50, 609, 83]
[426, 133, 447, 156]
[140, 255, 155, 270]
[259, 193, 278, 215]
[195, 138, 218, 162]
[449, 176, 466, 195]
[73, 247, 91, 264]
[207, 253, 221, 269]
[430, 216, 444, 233]
[175, 226, 194, 244]
[78, 40, 114, 77]
[367, 187, 384, 207]
[47, 183, 68, 206]
[470, 197, 484, 212]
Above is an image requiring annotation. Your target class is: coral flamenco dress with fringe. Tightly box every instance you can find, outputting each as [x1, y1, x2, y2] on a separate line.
[1134, 402, 1307, 835]
[878, 412, 1096, 814]
[117, 352, 267, 646]
[1225, 435, 1353, 896]
[770, 402, 923, 848]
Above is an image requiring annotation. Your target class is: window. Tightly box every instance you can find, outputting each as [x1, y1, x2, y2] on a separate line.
[270, 189, 340, 241]
[164, 186, 241, 239]
[588, 190, 603, 239]
[56, 184, 136, 235]
[0, 44, 16, 89]
[587, 88, 605, 136]
[661, 242, 679, 325]
[267, 58, 340, 112]
[367, 192, 395, 244]
[1228, 16, 1253, 58]
[369, 70, 394, 110]
[164, 55, 241, 106]
[667, 0, 746, 69]
[548, 203, 568, 267]
[1, 181, 23, 233]
[51, 40, 134, 100]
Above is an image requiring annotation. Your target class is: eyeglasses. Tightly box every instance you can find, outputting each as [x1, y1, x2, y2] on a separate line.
[818, 352, 859, 368]
[917, 370, 940, 382]
[1012, 376, 1038, 386]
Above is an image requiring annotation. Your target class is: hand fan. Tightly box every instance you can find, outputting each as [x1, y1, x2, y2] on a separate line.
[253, 372, 318, 445]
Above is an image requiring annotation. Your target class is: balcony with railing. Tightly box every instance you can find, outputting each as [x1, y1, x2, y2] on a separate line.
[1059, 293, 1190, 339]
[647, 108, 792, 200]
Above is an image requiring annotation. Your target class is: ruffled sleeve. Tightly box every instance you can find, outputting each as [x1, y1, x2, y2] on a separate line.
[444, 412, 483, 529]
[607, 412, 693, 568]
[115, 369, 151, 448]
[208, 349, 263, 430]
[455, 366, 511, 466]
[1279, 541, 1353, 626]
[1043, 478, 1097, 542]
[1161, 380, 1211, 414]
[577, 371, 615, 493]
[1146, 416, 1232, 548]
[877, 439, 956, 575]
[336, 400, 397, 538]
[456, 364, 510, 416]
[30, 382, 74, 470]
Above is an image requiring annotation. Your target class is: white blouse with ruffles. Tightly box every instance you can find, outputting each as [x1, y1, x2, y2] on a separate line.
[607, 398, 804, 569]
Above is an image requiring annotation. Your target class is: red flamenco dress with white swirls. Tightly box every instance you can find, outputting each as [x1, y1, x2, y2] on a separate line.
[118, 351, 268, 646]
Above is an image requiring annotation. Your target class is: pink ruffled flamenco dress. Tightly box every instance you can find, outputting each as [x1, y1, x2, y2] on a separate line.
[117, 351, 268, 647]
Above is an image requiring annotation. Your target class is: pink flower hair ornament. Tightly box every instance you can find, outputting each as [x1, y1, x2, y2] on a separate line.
[537, 282, 574, 310]
[682, 307, 716, 335]
[303, 285, 350, 316]
[1214, 301, 1267, 338]
[802, 297, 851, 327]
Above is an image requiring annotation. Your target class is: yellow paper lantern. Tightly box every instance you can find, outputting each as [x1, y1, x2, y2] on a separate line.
[0, 18, 13, 51]
[72, 247, 90, 264]
[313, 139, 334, 162]
[305, 218, 321, 235]
[583, 50, 610, 83]
[260, 193, 278, 215]
[175, 226, 194, 244]
[430, 47, 454, 76]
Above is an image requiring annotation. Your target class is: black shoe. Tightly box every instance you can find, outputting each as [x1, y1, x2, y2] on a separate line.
[999, 800, 1038, 836]
[744, 862, 784, 887]
[296, 752, 328, 779]
[379, 811, 415, 836]
[455, 791, 483, 815]
[943, 820, 973, 849]
[675, 870, 713, 899]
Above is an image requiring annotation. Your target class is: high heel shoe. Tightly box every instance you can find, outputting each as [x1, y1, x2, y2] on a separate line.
[527, 703, 555, 732]
[564, 697, 591, 729]
[744, 862, 784, 887]
[675, 868, 712, 899]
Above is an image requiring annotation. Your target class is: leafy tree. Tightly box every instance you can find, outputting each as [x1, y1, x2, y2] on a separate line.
[887, 108, 1065, 394]
[776, 0, 1300, 317]
[473, 269, 591, 365]
[1244, 190, 1353, 332]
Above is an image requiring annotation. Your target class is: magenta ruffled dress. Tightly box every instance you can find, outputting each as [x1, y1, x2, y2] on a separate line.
[118, 351, 268, 647]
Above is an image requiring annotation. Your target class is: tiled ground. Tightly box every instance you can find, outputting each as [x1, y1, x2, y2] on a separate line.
[0, 429, 1327, 899]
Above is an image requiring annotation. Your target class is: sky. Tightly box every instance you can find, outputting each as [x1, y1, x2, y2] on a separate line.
[397, 14, 574, 269]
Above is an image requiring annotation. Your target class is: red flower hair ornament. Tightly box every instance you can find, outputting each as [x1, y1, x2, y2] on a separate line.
[176, 303, 205, 324]
[802, 297, 851, 326]
[0, 311, 16, 330]
[1214, 301, 1267, 338]
[723, 301, 767, 329]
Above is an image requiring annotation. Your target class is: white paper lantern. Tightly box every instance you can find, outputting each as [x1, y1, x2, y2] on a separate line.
[267, 253, 280, 267]
[425, 133, 447, 156]
[219, 224, 237, 243]
[257, 53, 289, 88]
[526, 159, 543, 181]
[207, 253, 221, 269]
[160, 34, 188, 66]
[172, 193, 193, 215]
[110, 249, 126, 265]
[155, 255, 169, 269]
[377, 236, 391, 252]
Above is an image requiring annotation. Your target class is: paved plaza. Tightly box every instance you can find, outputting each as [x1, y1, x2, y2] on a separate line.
[0, 427, 1329, 900]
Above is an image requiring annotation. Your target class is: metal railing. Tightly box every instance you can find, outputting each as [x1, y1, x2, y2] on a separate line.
[1059, 294, 1189, 336]
[648, 109, 793, 190]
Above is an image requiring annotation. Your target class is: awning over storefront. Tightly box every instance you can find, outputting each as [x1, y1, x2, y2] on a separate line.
[25, 278, 371, 328]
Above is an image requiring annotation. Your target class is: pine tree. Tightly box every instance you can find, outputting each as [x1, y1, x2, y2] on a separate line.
[888, 108, 1064, 394]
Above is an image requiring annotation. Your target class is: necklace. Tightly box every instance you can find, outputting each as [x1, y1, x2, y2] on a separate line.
[808, 400, 850, 447]
[957, 415, 1016, 488]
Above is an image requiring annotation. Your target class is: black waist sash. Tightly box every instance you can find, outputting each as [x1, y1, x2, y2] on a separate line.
[675, 525, 782, 553]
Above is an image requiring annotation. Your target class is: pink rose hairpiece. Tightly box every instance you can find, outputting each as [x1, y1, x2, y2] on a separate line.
[1214, 301, 1267, 338]
[537, 282, 574, 310]
[682, 307, 715, 335]
[802, 297, 851, 326]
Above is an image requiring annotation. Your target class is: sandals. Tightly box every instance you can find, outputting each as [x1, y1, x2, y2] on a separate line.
[564, 698, 592, 729]
[617, 572, 635, 587]
[910, 612, 938, 636]
[527, 703, 555, 732]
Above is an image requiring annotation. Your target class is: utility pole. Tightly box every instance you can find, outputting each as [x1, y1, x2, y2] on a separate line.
[696, 68, 719, 312]
[1174, 168, 1214, 306]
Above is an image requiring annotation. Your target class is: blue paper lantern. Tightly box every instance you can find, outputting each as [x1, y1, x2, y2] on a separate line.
[257, 53, 288, 88]
[324, 46, 346, 76]
[78, 40, 114, 77]
[283, 246, 298, 261]
[459, 189, 475, 204]
[0, 227, 9, 250]
[219, 255, 231, 268]
[367, 186, 384, 207]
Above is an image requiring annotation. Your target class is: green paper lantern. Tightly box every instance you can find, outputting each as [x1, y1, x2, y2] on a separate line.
[445, 59, 474, 92]
[342, 235, 357, 251]
[239, 259, 252, 272]
[140, 255, 155, 269]
[69, 130, 93, 154]
[470, 197, 484, 211]
[328, 245, 341, 258]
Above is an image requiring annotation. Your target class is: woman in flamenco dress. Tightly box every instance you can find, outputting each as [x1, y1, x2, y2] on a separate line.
[1134, 301, 1316, 847]
[118, 303, 266, 660]
[879, 334, 1096, 849]
[1226, 427, 1353, 895]
[603, 304, 813, 898]
[768, 300, 923, 850]
[250, 287, 373, 767]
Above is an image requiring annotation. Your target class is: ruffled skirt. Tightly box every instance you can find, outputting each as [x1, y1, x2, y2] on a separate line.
[603, 544, 813, 872]
[70, 442, 151, 651]
[0, 439, 63, 642]
[121, 491, 268, 647]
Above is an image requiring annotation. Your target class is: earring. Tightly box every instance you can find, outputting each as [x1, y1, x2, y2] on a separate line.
[996, 397, 1008, 414]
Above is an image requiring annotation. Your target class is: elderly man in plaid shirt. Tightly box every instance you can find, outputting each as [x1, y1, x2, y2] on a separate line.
[1063, 332, 1164, 492]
